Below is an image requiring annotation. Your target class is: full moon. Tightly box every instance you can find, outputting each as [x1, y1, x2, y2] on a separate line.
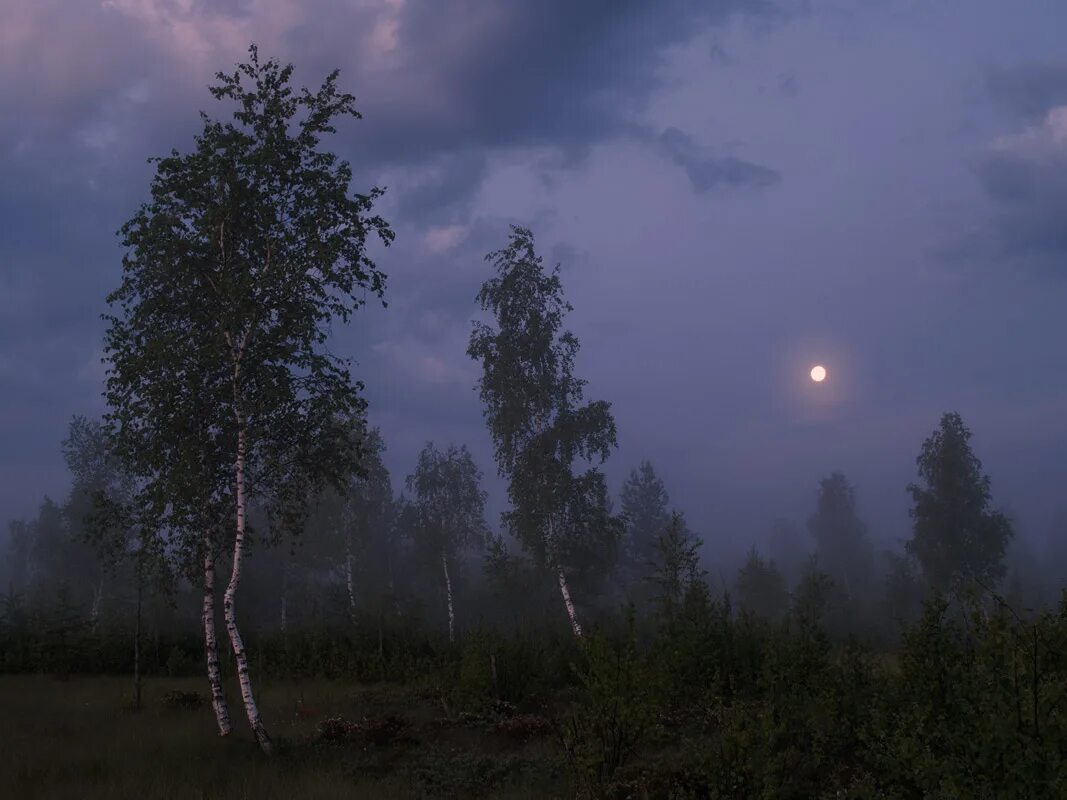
[810, 364, 827, 383]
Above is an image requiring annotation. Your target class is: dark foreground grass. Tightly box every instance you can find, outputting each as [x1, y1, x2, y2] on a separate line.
[0, 675, 565, 799]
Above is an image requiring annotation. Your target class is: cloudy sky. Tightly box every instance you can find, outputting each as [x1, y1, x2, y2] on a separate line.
[3, 0, 1066, 561]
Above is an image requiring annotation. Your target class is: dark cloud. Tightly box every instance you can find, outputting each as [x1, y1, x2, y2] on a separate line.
[657, 127, 781, 192]
[0, 0, 787, 521]
[984, 61, 1067, 120]
[944, 108, 1067, 264]
[396, 151, 489, 224]
[369, 1, 776, 153]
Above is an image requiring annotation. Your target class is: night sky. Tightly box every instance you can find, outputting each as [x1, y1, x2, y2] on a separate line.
[3, 1, 1067, 563]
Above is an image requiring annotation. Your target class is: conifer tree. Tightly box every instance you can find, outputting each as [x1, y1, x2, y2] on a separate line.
[906, 412, 1013, 593]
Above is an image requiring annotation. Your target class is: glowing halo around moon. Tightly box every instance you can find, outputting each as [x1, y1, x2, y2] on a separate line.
[810, 364, 827, 383]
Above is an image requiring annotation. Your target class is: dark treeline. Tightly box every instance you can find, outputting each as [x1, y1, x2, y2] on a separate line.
[4, 46, 1067, 797]
[5, 407, 1062, 669]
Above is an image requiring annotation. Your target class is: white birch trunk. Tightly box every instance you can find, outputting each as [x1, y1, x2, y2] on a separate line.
[203, 547, 233, 736]
[224, 421, 273, 755]
[345, 533, 356, 622]
[442, 549, 455, 644]
[557, 565, 583, 638]
[546, 514, 583, 638]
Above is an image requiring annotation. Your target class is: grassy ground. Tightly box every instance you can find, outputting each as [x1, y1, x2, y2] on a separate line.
[0, 675, 566, 799]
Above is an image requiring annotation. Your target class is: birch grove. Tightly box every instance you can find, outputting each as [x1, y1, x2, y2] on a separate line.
[101, 45, 392, 753]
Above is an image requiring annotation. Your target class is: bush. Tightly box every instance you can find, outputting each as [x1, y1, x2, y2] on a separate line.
[160, 690, 205, 710]
[559, 620, 656, 791]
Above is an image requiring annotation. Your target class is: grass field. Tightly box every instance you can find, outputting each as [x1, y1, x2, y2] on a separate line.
[0, 675, 566, 799]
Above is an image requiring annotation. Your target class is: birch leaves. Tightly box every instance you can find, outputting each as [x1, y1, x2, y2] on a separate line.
[468, 226, 621, 637]
[102, 46, 391, 753]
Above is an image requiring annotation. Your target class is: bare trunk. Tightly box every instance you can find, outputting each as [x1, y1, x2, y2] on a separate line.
[442, 549, 455, 644]
[280, 561, 289, 636]
[224, 422, 273, 755]
[90, 578, 104, 634]
[387, 536, 400, 616]
[345, 533, 356, 622]
[377, 609, 385, 663]
[557, 565, 583, 638]
[133, 575, 142, 711]
[203, 548, 233, 736]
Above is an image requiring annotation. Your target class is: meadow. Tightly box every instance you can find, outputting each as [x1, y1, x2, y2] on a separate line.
[0, 674, 563, 799]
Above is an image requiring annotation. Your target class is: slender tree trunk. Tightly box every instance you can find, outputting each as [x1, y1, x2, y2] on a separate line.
[387, 535, 400, 616]
[377, 608, 385, 663]
[134, 573, 142, 711]
[547, 515, 582, 638]
[203, 547, 233, 736]
[280, 561, 289, 637]
[345, 532, 356, 623]
[557, 565, 583, 638]
[90, 578, 104, 634]
[224, 421, 273, 755]
[442, 549, 455, 644]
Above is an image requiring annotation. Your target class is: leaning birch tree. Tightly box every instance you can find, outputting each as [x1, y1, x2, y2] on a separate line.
[406, 442, 488, 643]
[102, 45, 392, 753]
[468, 226, 619, 638]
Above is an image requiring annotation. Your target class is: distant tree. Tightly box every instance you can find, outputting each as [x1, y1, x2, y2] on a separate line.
[791, 563, 837, 630]
[765, 517, 810, 586]
[102, 45, 392, 753]
[468, 226, 621, 637]
[1042, 510, 1067, 600]
[734, 547, 789, 622]
[61, 417, 133, 627]
[620, 461, 671, 587]
[11, 498, 93, 611]
[645, 511, 704, 620]
[62, 415, 168, 710]
[308, 426, 394, 623]
[906, 412, 1013, 593]
[406, 443, 489, 643]
[347, 429, 394, 614]
[883, 549, 923, 627]
[806, 472, 875, 600]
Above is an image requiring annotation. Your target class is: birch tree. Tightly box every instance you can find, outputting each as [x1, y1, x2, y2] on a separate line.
[468, 226, 620, 638]
[338, 427, 393, 621]
[406, 443, 488, 644]
[621, 461, 671, 572]
[806, 472, 874, 601]
[102, 45, 392, 753]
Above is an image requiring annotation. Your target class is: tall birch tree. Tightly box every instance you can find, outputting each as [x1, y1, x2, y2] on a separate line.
[102, 45, 392, 753]
[406, 442, 488, 644]
[468, 226, 620, 638]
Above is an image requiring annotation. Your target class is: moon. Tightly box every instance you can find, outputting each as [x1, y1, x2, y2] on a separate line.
[810, 364, 827, 383]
